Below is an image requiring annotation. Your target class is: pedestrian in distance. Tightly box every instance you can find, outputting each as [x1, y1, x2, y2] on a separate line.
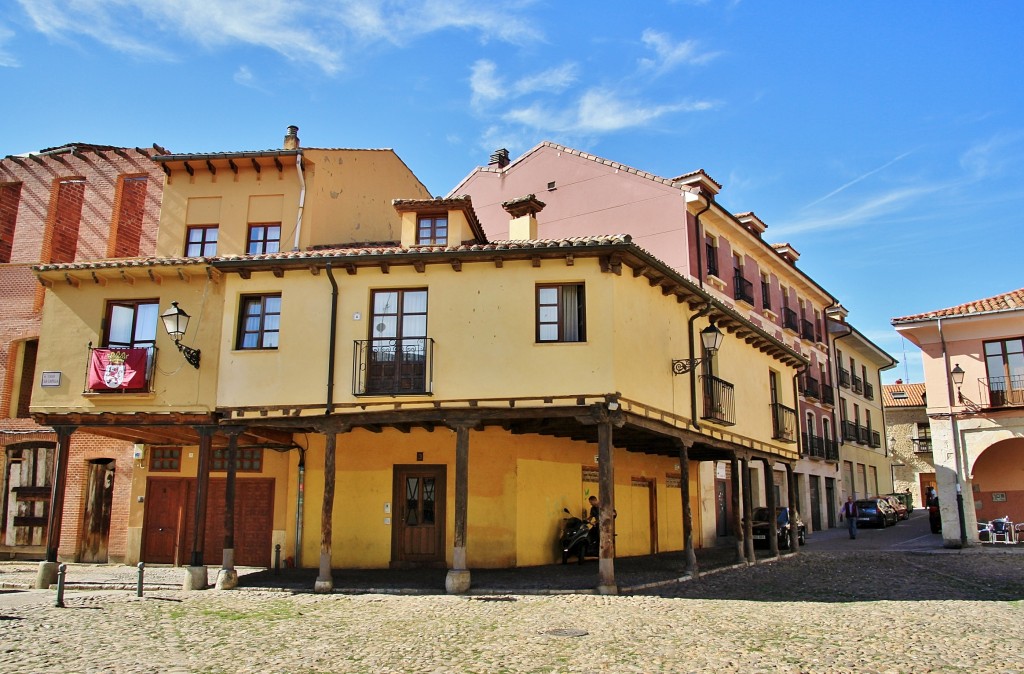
[839, 495, 858, 539]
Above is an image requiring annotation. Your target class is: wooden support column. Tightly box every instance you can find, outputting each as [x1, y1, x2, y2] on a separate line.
[762, 457, 779, 557]
[741, 456, 755, 563]
[184, 427, 214, 591]
[35, 426, 75, 589]
[730, 453, 745, 564]
[315, 431, 338, 593]
[677, 440, 697, 577]
[785, 462, 799, 553]
[216, 427, 243, 590]
[445, 424, 472, 594]
[597, 418, 617, 595]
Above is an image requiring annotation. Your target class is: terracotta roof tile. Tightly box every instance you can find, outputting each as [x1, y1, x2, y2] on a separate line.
[882, 382, 927, 407]
[892, 287, 1024, 323]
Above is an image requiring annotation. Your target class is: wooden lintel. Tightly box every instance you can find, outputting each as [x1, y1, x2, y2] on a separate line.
[251, 158, 262, 174]
[413, 260, 425, 273]
[565, 254, 574, 266]
[450, 259, 461, 272]
[379, 262, 390, 274]
[238, 269, 251, 280]
[184, 161, 194, 177]
[309, 265, 320, 276]
[64, 273, 79, 288]
[274, 157, 283, 173]
[344, 264, 357, 275]
[228, 159, 238, 175]
[91, 272, 106, 286]
[206, 160, 216, 175]
[272, 267, 284, 278]
[147, 269, 161, 284]
[493, 257, 503, 268]
[531, 255, 541, 268]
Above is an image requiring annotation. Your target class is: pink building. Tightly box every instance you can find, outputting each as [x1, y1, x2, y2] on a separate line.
[893, 287, 1024, 544]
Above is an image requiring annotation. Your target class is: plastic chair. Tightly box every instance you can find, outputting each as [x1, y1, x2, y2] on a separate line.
[990, 518, 1014, 544]
[1014, 523, 1024, 543]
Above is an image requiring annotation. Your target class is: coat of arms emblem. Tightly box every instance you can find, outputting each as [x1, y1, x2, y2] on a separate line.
[103, 350, 129, 388]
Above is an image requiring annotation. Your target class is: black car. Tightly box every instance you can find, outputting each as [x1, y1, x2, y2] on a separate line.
[854, 498, 898, 528]
[750, 506, 806, 549]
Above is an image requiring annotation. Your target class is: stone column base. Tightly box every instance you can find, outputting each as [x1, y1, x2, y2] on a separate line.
[445, 569, 471, 594]
[215, 568, 238, 590]
[597, 583, 619, 595]
[34, 561, 59, 589]
[183, 566, 209, 591]
[313, 577, 333, 593]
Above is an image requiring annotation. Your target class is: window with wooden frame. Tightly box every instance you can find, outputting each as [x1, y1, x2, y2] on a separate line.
[536, 283, 586, 343]
[105, 300, 159, 350]
[237, 294, 282, 349]
[984, 337, 1024, 405]
[185, 225, 218, 257]
[149, 447, 182, 471]
[247, 223, 281, 255]
[211, 447, 263, 472]
[416, 215, 448, 246]
[0, 182, 22, 263]
[705, 235, 719, 278]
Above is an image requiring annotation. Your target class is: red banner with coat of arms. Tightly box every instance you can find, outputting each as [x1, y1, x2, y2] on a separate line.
[87, 348, 149, 390]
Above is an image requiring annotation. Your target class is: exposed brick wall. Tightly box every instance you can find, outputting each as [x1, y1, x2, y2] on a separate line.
[0, 145, 165, 561]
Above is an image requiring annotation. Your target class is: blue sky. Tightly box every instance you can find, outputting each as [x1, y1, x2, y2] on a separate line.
[3, 1, 1023, 384]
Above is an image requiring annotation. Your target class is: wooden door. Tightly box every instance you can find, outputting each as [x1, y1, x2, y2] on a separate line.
[391, 465, 446, 567]
[201, 478, 274, 567]
[809, 475, 822, 532]
[143, 478, 188, 564]
[80, 460, 115, 563]
[825, 477, 836, 528]
[631, 477, 657, 555]
[919, 473, 937, 508]
[3, 443, 53, 548]
[715, 479, 729, 537]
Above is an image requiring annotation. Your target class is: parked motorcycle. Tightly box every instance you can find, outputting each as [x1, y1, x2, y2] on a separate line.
[560, 508, 599, 564]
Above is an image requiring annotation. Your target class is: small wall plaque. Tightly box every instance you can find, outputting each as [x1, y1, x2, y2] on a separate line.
[40, 371, 61, 387]
[992, 492, 1007, 502]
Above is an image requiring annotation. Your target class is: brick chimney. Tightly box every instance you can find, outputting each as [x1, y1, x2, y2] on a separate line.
[489, 148, 510, 168]
[284, 125, 300, 150]
[502, 194, 546, 240]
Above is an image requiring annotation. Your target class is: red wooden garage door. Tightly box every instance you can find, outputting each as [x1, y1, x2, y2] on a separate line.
[202, 478, 275, 568]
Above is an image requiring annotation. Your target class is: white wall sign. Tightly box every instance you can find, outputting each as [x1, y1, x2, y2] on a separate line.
[40, 371, 61, 387]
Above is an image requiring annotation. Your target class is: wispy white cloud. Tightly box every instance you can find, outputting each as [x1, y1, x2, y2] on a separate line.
[0, 23, 18, 67]
[772, 184, 943, 237]
[638, 29, 719, 74]
[471, 59, 578, 108]
[232, 65, 270, 93]
[576, 89, 713, 132]
[15, 0, 539, 74]
[801, 150, 915, 210]
[959, 130, 1024, 179]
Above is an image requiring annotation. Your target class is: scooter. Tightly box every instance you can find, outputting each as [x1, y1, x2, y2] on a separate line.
[560, 508, 599, 564]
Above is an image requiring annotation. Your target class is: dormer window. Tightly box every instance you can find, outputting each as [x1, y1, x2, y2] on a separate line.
[417, 215, 448, 246]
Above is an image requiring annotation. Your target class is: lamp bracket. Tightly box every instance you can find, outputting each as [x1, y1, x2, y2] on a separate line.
[672, 358, 704, 375]
[176, 341, 201, 369]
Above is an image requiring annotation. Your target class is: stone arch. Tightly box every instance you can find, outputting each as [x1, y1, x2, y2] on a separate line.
[968, 436, 1024, 522]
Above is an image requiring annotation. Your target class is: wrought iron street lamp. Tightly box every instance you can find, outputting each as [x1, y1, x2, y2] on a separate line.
[161, 301, 201, 369]
[672, 323, 724, 375]
[947, 362, 968, 547]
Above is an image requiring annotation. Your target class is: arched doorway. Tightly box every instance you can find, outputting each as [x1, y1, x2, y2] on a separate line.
[969, 437, 1024, 522]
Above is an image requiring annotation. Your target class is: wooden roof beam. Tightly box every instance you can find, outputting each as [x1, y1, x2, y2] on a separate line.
[183, 161, 194, 177]
[228, 159, 238, 175]
[206, 160, 217, 175]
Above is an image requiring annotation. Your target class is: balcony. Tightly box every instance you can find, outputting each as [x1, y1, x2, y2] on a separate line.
[800, 375, 820, 400]
[870, 430, 881, 449]
[771, 402, 797, 442]
[733, 272, 755, 305]
[838, 368, 851, 389]
[979, 375, 1024, 408]
[912, 438, 933, 453]
[851, 374, 863, 395]
[353, 338, 434, 396]
[821, 385, 835, 406]
[84, 345, 156, 394]
[824, 437, 840, 461]
[800, 318, 816, 342]
[782, 307, 798, 332]
[700, 374, 736, 426]
[842, 420, 858, 442]
[802, 432, 825, 458]
[864, 381, 874, 400]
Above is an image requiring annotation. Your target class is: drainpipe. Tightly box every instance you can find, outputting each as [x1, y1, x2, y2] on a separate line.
[292, 151, 306, 251]
[325, 263, 339, 413]
[791, 361, 809, 456]
[687, 190, 713, 290]
[937, 317, 969, 547]
[828, 318, 853, 474]
[688, 303, 714, 429]
[294, 446, 305, 568]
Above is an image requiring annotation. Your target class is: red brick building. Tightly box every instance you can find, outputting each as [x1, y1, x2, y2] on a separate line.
[0, 142, 165, 562]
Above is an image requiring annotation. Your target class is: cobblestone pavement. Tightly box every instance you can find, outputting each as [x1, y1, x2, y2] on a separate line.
[1, 544, 1022, 673]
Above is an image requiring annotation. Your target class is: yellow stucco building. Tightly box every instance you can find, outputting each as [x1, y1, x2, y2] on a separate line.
[30, 129, 806, 593]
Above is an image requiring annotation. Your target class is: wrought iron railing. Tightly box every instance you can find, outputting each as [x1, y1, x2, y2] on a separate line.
[800, 318, 816, 341]
[771, 402, 797, 442]
[782, 307, 798, 331]
[821, 385, 835, 405]
[864, 381, 874, 400]
[838, 368, 851, 388]
[800, 375, 820, 400]
[870, 430, 881, 448]
[824, 437, 840, 461]
[842, 420, 858, 442]
[353, 338, 434, 396]
[857, 424, 870, 445]
[802, 432, 825, 458]
[733, 272, 755, 305]
[84, 344, 157, 394]
[700, 374, 735, 426]
[912, 438, 933, 453]
[851, 374, 863, 394]
[979, 375, 1024, 408]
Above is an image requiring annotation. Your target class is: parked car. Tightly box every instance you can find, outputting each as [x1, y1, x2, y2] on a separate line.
[877, 495, 909, 521]
[887, 492, 914, 515]
[750, 506, 806, 549]
[854, 499, 898, 528]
